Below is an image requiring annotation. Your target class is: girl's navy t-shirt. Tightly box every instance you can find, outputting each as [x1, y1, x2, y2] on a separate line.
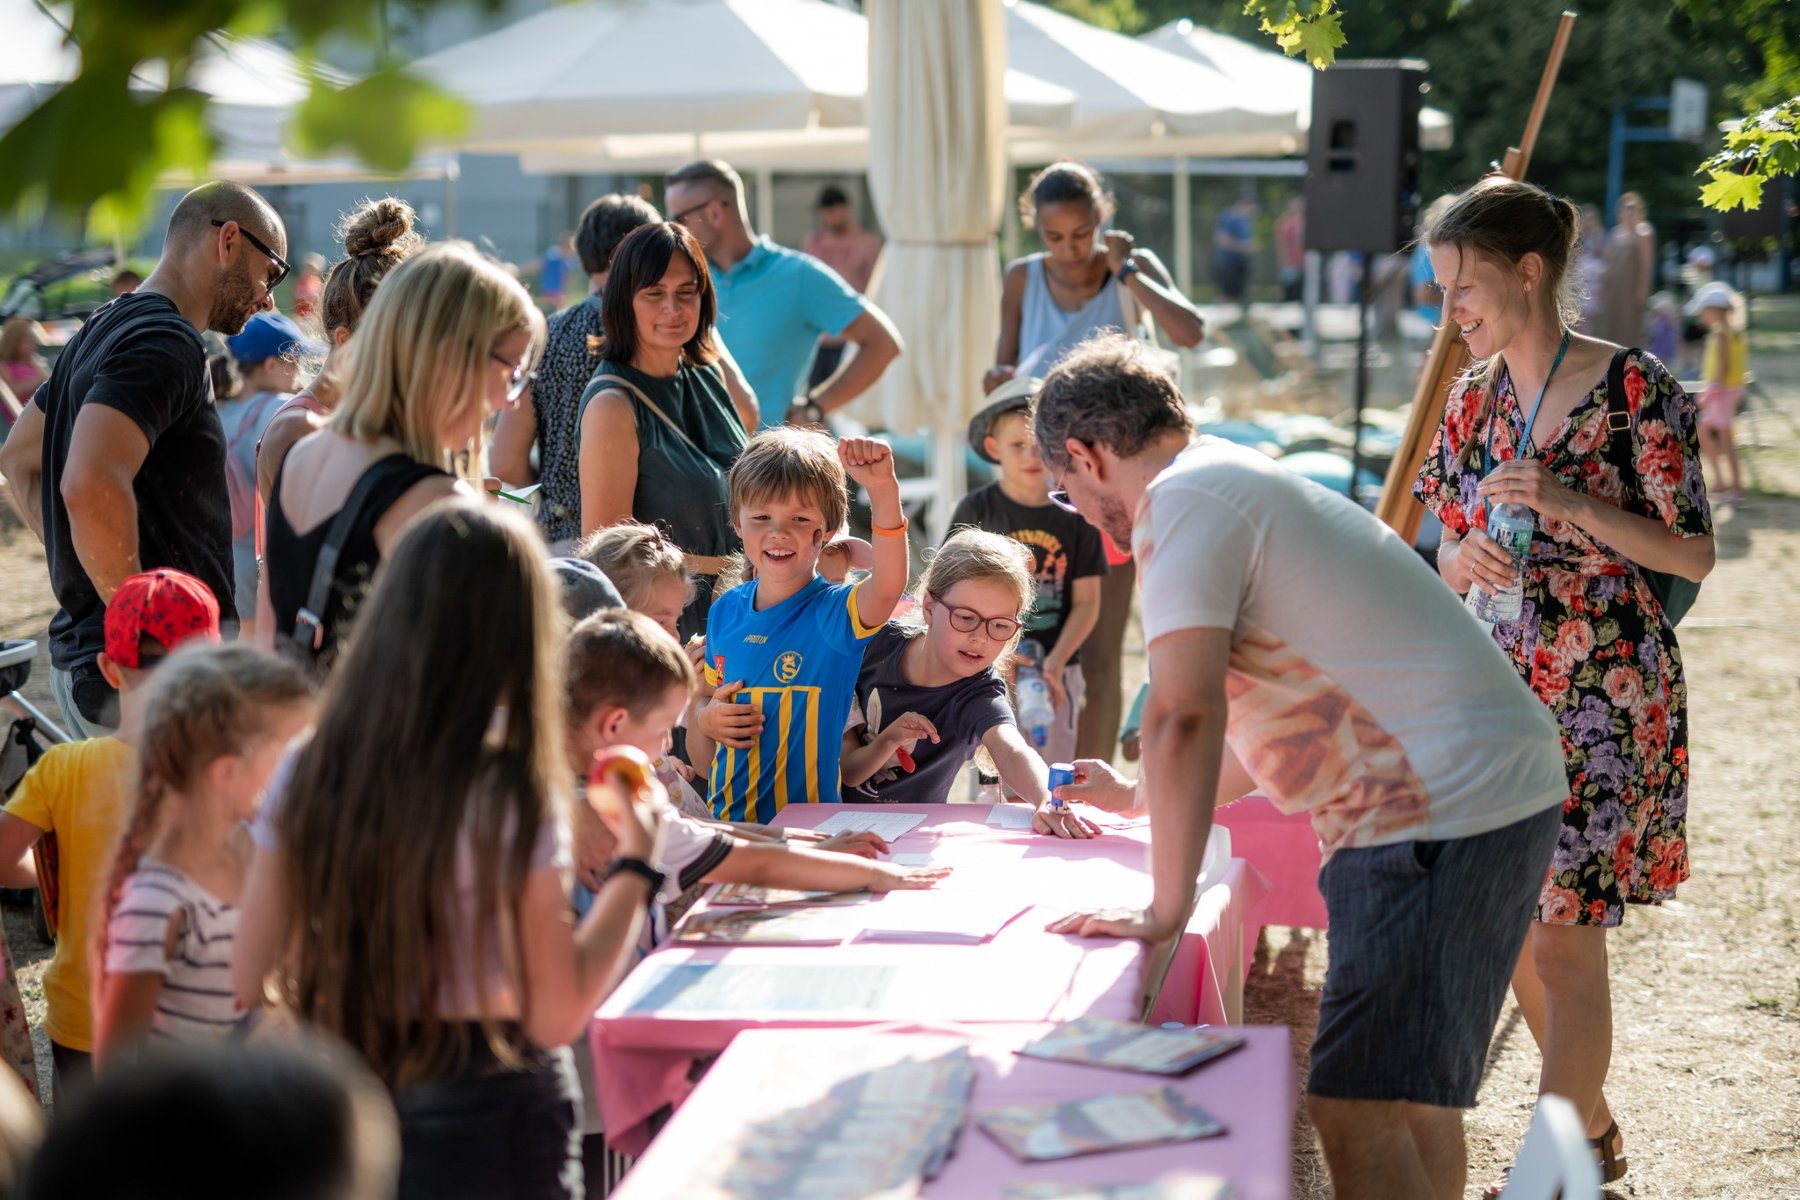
[843, 624, 1015, 803]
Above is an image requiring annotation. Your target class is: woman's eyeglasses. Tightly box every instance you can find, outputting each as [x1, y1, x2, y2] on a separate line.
[491, 352, 538, 401]
[211, 219, 289, 294]
[938, 601, 1023, 643]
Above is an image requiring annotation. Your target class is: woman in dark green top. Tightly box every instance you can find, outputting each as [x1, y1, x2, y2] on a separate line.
[577, 221, 751, 636]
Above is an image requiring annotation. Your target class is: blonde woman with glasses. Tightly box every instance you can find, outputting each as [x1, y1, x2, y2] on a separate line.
[260, 241, 546, 674]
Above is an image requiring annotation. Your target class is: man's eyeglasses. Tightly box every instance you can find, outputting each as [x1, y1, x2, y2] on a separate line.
[1047, 466, 1079, 514]
[669, 197, 715, 226]
[938, 601, 1023, 643]
[211, 219, 289, 293]
[491, 352, 538, 402]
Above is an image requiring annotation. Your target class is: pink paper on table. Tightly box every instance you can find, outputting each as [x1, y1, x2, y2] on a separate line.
[607, 1025, 1297, 1200]
[1213, 794, 1328, 930]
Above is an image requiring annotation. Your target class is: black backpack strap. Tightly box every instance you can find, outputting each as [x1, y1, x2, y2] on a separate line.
[289, 457, 427, 660]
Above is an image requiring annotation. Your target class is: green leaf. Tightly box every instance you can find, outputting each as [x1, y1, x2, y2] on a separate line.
[1699, 170, 1768, 213]
[1273, 11, 1346, 69]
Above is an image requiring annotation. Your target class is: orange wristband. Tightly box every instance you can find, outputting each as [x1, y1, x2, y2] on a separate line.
[871, 516, 909, 538]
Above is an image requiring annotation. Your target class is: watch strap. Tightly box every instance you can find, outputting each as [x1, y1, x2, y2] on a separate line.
[601, 856, 666, 900]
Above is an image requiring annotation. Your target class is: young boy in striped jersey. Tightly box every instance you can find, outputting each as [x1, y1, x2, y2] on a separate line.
[693, 428, 909, 823]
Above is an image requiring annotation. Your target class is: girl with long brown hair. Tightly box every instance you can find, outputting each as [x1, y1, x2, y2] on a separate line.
[94, 643, 314, 1066]
[233, 498, 666, 1200]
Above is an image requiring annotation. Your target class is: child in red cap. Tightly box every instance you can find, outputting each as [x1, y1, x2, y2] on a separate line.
[0, 570, 220, 1100]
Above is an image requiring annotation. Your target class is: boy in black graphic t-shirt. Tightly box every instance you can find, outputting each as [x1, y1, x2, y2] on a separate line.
[949, 377, 1106, 764]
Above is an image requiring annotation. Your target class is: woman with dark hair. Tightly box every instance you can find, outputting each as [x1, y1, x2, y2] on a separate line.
[577, 221, 749, 636]
[491, 194, 756, 550]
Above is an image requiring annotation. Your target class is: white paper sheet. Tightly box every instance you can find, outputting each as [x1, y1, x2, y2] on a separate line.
[811, 811, 927, 840]
[985, 804, 1037, 830]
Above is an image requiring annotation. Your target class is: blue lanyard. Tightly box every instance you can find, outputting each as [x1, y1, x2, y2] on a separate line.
[1483, 327, 1571, 478]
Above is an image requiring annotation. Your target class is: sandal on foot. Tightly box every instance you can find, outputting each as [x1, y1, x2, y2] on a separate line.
[1591, 1119, 1628, 1184]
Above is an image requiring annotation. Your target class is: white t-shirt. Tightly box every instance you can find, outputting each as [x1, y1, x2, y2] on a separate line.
[1134, 439, 1566, 856]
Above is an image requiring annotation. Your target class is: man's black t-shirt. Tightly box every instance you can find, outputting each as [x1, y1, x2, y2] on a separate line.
[947, 483, 1108, 661]
[843, 625, 1016, 803]
[36, 292, 233, 678]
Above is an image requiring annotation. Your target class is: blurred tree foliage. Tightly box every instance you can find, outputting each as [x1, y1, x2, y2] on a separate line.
[0, 0, 484, 234]
[1051, 0, 1797, 215]
[1, 0, 1792, 229]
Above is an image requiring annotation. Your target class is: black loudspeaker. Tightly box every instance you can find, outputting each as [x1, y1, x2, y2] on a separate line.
[1304, 60, 1427, 254]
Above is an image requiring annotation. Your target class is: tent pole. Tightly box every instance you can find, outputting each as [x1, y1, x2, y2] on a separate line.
[444, 152, 460, 238]
[1173, 155, 1193, 296]
[1001, 164, 1020, 261]
[756, 166, 775, 236]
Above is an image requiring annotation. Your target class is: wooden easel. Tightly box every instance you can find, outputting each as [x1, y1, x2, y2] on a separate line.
[1374, 12, 1579, 543]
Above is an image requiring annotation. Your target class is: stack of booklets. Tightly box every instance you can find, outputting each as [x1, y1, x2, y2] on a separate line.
[1015, 1019, 1246, 1076]
[693, 1043, 978, 1199]
[707, 882, 876, 907]
[975, 1084, 1227, 1162]
[671, 905, 854, 946]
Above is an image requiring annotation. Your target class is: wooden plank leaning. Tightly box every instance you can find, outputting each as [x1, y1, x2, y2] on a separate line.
[1374, 11, 1580, 544]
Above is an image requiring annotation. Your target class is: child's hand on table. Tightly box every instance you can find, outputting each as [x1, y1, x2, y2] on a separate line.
[811, 830, 889, 858]
[868, 863, 953, 892]
[1033, 804, 1101, 840]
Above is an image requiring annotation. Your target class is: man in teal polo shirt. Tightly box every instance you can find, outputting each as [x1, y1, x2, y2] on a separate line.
[666, 159, 902, 428]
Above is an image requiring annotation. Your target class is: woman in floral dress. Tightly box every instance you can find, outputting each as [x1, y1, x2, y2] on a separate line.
[1412, 176, 1716, 1188]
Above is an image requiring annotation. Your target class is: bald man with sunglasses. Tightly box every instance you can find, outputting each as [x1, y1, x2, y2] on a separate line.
[0, 180, 286, 736]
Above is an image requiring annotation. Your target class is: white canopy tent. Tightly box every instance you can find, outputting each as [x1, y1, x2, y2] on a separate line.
[863, 0, 1006, 536]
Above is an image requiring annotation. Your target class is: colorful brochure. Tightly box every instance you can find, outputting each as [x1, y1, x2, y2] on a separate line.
[1017, 1018, 1247, 1076]
[707, 882, 875, 907]
[671, 906, 852, 946]
[976, 1085, 1227, 1162]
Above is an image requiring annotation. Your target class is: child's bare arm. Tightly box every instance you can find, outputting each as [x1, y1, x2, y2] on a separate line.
[0, 813, 44, 890]
[840, 713, 938, 789]
[706, 842, 948, 893]
[838, 437, 907, 630]
[96, 908, 183, 1069]
[983, 723, 1099, 840]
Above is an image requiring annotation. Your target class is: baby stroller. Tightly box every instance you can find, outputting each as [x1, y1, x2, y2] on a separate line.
[1, 639, 72, 945]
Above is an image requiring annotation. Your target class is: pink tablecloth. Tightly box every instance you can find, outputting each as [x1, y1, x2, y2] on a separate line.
[590, 803, 1260, 1154]
[609, 1024, 1296, 1200]
[1212, 795, 1328, 930]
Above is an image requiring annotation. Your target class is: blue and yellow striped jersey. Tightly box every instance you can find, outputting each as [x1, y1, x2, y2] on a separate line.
[703, 575, 880, 822]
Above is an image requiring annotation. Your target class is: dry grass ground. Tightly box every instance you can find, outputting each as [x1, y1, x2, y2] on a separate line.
[0, 310, 1796, 1195]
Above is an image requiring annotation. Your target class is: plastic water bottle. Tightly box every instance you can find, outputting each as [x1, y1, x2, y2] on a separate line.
[1466, 502, 1534, 625]
[1014, 642, 1055, 749]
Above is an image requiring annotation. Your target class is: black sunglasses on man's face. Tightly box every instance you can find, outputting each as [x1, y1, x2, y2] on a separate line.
[211, 218, 290, 294]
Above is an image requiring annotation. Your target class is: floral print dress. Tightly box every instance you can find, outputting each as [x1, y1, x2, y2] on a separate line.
[1414, 350, 1712, 927]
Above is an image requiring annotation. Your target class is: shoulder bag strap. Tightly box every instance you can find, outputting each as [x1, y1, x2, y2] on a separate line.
[591, 373, 699, 454]
[289, 458, 414, 657]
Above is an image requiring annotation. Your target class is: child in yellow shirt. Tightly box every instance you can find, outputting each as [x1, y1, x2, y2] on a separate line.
[0, 570, 222, 1099]
[1688, 280, 1750, 505]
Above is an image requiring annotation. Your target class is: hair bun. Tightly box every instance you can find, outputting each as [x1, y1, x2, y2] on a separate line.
[339, 197, 420, 261]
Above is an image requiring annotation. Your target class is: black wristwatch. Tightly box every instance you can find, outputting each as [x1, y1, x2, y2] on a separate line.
[601, 856, 666, 902]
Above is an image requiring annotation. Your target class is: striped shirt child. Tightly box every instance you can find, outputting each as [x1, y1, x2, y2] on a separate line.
[105, 859, 241, 1042]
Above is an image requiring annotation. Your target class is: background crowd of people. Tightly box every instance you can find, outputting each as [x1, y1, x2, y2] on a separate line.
[0, 153, 1721, 1200]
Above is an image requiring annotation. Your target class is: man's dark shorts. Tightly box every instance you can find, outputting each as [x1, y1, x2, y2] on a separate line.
[1307, 803, 1561, 1108]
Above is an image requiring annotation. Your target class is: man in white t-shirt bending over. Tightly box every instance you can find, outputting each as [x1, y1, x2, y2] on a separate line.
[1037, 333, 1567, 1200]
